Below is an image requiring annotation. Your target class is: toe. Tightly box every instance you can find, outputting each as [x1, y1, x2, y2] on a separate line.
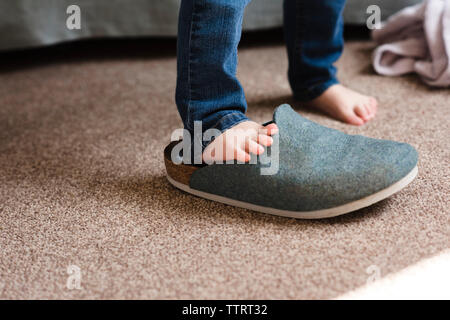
[344, 110, 365, 126]
[354, 105, 369, 121]
[256, 134, 274, 147]
[235, 148, 251, 163]
[364, 104, 374, 119]
[246, 139, 264, 155]
[263, 123, 279, 136]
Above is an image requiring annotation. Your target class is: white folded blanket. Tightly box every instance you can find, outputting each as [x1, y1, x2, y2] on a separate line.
[372, 0, 450, 87]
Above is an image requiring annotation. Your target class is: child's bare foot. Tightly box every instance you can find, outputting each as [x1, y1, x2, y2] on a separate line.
[203, 121, 279, 164]
[303, 84, 378, 126]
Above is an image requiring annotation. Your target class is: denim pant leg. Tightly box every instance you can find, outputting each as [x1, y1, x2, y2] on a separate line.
[176, 0, 251, 153]
[283, 0, 346, 101]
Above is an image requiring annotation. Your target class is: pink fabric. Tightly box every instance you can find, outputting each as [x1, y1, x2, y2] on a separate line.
[372, 0, 450, 87]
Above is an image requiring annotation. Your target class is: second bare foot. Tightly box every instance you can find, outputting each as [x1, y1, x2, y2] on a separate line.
[303, 84, 378, 126]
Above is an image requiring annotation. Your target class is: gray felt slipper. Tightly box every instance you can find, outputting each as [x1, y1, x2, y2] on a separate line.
[164, 104, 418, 219]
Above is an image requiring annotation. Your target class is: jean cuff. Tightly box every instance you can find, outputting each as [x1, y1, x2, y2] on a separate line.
[293, 78, 339, 102]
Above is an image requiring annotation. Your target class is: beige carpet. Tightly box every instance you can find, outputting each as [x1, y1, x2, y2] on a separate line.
[0, 36, 448, 299]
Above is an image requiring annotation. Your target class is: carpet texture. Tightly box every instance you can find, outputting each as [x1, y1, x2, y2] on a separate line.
[0, 37, 448, 299]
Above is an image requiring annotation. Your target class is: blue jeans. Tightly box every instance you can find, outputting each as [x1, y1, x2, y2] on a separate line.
[176, 0, 345, 150]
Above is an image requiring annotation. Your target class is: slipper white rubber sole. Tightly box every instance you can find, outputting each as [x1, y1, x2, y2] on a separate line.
[166, 165, 418, 219]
